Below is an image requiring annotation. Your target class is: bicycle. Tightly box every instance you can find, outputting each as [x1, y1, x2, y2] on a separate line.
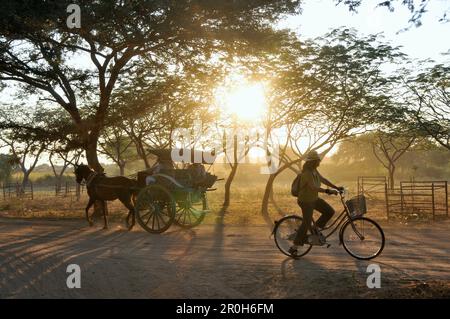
[272, 190, 385, 260]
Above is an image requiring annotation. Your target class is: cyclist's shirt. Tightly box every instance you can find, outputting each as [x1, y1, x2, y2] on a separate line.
[297, 169, 321, 203]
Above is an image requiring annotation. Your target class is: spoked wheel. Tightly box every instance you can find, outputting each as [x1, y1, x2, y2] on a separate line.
[174, 193, 207, 229]
[340, 217, 385, 260]
[135, 185, 176, 234]
[273, 215, 312, 258]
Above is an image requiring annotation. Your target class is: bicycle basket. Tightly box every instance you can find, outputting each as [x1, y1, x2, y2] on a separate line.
[345, 195, 367, 218]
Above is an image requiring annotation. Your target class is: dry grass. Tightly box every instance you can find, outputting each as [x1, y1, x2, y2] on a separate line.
[0, 181, 390, 226]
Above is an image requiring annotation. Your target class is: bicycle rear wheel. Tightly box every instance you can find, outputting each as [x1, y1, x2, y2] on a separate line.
[273, 215, 312, 258]
[340, 217, 385, 260]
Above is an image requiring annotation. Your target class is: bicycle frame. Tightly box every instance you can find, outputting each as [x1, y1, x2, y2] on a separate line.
[311, 192, 364, 241]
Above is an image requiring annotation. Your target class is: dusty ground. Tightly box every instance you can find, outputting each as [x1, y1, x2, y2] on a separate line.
[0, 217, 449, 299]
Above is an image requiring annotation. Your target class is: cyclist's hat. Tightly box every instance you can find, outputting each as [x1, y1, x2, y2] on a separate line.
[305, 150, 321, 162]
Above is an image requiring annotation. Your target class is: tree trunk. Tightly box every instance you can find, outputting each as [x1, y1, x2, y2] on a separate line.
[50, 158, 61, 193]
[261, 159, 301, 225]
[56, 176, 62, 194]
[85, 135, 103, 173]
[119, 162, 125, 176]
[222, 135, 238, 209]
[21, 170, 30, 193]
[261, 173, 277, 224]
[56, 166, 67, 194]
[223, 162, 238, 208]
[57, 169, 67, 194]
[389, 164, 396, 190]
[136, 139, 150, 169]
[84, 131, 107, 218]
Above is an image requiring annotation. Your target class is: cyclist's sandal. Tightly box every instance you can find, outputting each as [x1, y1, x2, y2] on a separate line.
[288, 246, 298, 256]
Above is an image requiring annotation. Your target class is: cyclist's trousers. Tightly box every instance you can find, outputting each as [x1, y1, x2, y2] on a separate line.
[294, 198, 335, 245]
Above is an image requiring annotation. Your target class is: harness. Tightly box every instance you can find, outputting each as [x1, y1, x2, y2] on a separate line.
[85, 171, 98, 187]
[82, 171, 134, 191]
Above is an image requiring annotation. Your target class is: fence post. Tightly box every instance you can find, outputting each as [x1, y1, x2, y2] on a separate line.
[431, 182, 435, 221]
[445, 181, 448, 218]
[30, 182, 33, 200]
[385, 181, 390, 221]
[76, 183, 81, 201]
[400, 182, 404, 216]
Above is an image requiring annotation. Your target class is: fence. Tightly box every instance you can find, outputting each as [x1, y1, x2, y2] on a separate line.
[386, 181, 449, 221]
[357, 176, 389, 217]
[357, 176, 388, 199]
[357, 176, 449, 221]
[55, 182, 84, 201]
[1, 182, 85, 201]
[2, 182, 34, 200]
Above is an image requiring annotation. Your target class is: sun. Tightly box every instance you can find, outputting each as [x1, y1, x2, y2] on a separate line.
[216, 81, 268, 122]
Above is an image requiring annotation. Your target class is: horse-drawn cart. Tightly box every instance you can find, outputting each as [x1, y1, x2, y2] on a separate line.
[134, 149, 218, 233]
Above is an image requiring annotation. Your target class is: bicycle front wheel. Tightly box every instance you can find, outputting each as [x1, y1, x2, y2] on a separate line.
[340, 217, 385, 260]
[273, 215, 312, 258]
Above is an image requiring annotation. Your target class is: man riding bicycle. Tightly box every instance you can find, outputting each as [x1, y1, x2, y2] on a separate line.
[289, 150, 343, 255]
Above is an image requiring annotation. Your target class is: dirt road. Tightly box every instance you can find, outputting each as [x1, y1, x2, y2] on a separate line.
[0, 217, 449, 298]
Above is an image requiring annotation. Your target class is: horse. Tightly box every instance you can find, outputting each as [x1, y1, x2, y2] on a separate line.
[74, 163, 139, 230]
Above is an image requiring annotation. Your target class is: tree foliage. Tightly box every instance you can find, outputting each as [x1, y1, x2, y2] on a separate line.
[336, 0, 450, 28]
[405, 63, 450, 150]
[0, 0, 301, 171]
[0, 153, 17, 184]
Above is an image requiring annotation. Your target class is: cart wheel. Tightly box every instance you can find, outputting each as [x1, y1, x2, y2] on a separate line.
[174, 193, 207, 228]
[135, 184, 176, 234]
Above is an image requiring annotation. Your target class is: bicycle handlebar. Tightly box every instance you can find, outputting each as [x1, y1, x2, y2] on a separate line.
[326, 187, 346, 196]
[336, 188, 346, 197]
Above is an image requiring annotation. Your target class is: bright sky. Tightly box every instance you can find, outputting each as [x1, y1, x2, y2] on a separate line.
[279, 0, 450, 62]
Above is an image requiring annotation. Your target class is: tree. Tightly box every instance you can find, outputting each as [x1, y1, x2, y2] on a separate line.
[368, 132, 416, 189]
[405, 64, 450, 151]
[0, 132, 46, 190]
[0, 106, 54, 189]
[98, 126, 134, 176]
[0, 154, 17, 185]
[49, 148, 83, 193]
[0, 0, 301, 172]
[110, 63, 220, 169]
[328, 135, 386, 180]
[0, 103, 83, 190]
[220, 123, 254, 209]
[330, 133, 450, 181]
[257, 28, 404, 219]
